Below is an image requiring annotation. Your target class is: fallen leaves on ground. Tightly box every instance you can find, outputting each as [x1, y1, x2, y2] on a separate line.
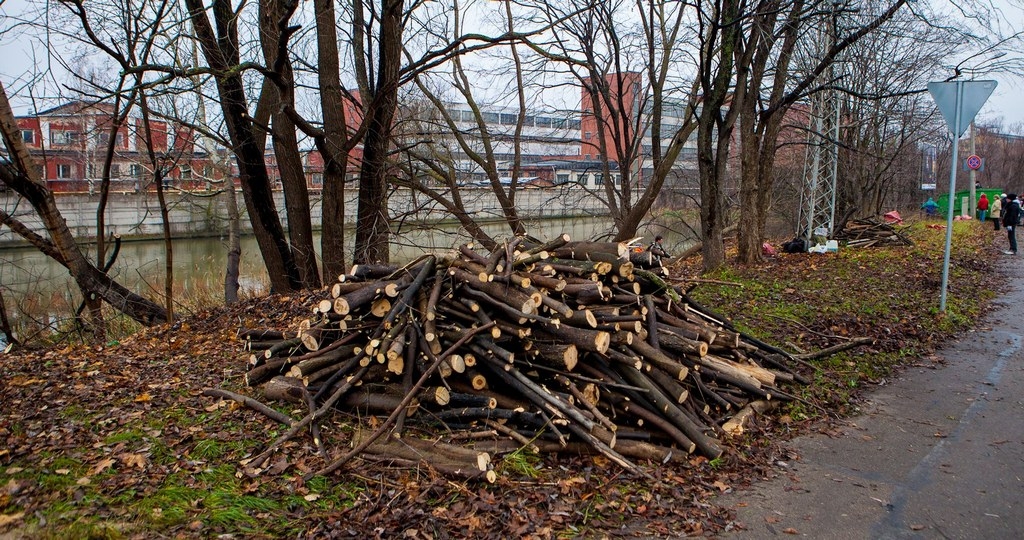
[0, 221, 1002, 538]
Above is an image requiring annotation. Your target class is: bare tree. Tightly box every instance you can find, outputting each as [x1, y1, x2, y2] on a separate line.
[184, 0, 304, 292]
[0, 80, 168, 327]
[834, 11, 957, 219]
[534, 0, 702, 243]
[733, 0, 913, 264]
[350, 0, 406, 264]
[256, 0, 320, 287]
[310, 0, 360, 279]
[401, 8, 532, 249]
[975, 122, 1024, 192]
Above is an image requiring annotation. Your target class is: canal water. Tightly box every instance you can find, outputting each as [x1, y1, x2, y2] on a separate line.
[0, 216, 641, 332]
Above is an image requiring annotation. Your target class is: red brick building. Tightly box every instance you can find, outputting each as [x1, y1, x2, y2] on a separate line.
[580, 71, 643, 163]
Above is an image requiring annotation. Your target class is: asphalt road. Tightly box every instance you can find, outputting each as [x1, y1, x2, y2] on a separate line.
[715, 256, 1024, 539]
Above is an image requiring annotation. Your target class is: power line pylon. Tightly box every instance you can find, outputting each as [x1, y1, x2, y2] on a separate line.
[797, 84, 840, 242]
[797, 8, 843, 243]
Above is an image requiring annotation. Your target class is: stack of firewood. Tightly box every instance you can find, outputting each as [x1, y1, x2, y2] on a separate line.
[834, 218, 913, 248]
[213, 234, 813, 482]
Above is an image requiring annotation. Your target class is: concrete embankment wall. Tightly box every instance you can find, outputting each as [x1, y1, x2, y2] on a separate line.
[0, 186, 607, 246]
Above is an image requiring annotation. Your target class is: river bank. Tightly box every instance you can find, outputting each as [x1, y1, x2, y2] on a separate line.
[0, 186, 607, 248]
[0, 215, 626, 338]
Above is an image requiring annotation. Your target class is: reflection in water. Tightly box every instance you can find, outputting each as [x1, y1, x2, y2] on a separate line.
[0, 216, 619, 330]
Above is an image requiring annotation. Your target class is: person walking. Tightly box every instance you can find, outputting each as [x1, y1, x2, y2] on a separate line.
[1003, 193, 1021, 255]
[977, 193, 990, 223]
[992, 193, 1003, 231]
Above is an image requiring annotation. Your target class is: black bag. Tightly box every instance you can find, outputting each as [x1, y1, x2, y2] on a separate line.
[782, 237, 807, 254]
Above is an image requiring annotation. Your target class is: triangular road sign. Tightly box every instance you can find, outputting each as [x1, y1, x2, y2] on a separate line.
[927, 80, 997, 138]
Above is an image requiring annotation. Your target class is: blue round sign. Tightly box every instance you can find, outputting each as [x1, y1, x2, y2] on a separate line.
[967, 155, 982, 170]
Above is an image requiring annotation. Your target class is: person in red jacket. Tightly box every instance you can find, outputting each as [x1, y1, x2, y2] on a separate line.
[978, 193, 990, 223]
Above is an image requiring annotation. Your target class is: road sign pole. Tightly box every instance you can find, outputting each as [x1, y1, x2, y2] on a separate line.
[928, 79, 996, 312]
[939, 82, 963, 312]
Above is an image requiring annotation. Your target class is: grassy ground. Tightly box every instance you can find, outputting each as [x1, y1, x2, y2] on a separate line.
[684, 219, 996, 419]
[0, 218, 1000, 538]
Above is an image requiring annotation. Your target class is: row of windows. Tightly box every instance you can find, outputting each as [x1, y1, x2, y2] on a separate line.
[21, 129, 125, 147]
[84, 163, 145, 177]
[554, 172, 620, 186]
[455, 110, 582, 130]
[57, 163, 146, 179]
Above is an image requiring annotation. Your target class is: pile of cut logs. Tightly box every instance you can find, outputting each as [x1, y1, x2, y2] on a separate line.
[211, 235, 813, 482]
[834, 218, 913, 248]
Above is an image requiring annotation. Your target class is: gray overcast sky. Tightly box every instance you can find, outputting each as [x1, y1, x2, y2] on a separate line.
[2, 0, 1024, 128]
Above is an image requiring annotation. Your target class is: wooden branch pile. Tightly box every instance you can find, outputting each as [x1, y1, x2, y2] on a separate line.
[834, 218, 913, 248]
[218, 234, 812, 482]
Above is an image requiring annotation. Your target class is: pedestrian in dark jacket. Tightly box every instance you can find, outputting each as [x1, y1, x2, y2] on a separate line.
[648, 235, 670, 263]
[1003, 193, 1020, 255]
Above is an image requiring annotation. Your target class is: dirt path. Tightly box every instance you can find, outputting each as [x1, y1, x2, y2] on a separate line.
[714, 256, 1024, 538]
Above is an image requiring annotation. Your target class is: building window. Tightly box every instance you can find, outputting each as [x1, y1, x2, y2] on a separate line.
[56, 164, 72, 179]
[594, 174, 604, 186]
[129, 164, 142, 177]
[584, 132, 592, 140]
[556, 173, 570, 185]
[21, 130, 34, 144]
[181, 165, 192, 179]
[87, 164, 96, 177]
[111, 164, 122, 177]
[51, 131, 78, 145]
[98, 132, 124, 147]
[311, 173, 323, 186]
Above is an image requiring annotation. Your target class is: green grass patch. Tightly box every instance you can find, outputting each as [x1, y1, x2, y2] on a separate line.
[37, 520, 126, 540]
[104, 429, 148, 445]
[688, 220, 1000, 415]
[58, 404, 92, 422]
[499, 447, 543, 478]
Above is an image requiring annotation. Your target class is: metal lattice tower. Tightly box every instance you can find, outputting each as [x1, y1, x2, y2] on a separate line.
[797, 9, 842, 242]
[797, 86, 840, 241]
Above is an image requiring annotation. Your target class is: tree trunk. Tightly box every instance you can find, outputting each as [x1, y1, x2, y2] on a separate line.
[185, 0, 301, 293]
[0, 287, 17, 348]
[154, 167, 174, 323]
[695, 1, 742, 273]
[223, 181, 242, 304]
[353, 0, 405, 264]
[259, 0, 320, 289]
[314, 0, 353, 279]
[139, 87, 176, 324]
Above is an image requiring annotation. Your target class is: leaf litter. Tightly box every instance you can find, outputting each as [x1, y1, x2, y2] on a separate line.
[0, 222, 1000, 538]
